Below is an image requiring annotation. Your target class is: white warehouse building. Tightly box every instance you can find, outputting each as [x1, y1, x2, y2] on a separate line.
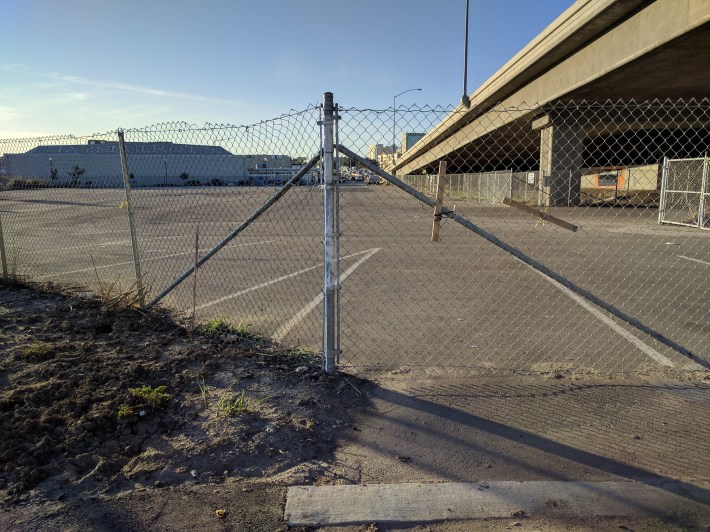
[1, 140, 293, 187]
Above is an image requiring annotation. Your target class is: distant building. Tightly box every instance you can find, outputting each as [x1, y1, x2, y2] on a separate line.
[401, 132, 425, 152]
[367, 134, 425, 169]
[2, 140, 292, 187]
[368, 143, 395, 167]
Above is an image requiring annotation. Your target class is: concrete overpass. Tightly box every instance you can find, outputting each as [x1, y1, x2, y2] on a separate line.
[394, 0, 710, 205]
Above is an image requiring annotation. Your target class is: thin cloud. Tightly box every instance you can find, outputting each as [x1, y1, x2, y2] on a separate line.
[0, 64, 30, 72]
[46, 72, 246, 106]
[1, 65, 247, 107]
[0, 106, 21, 121]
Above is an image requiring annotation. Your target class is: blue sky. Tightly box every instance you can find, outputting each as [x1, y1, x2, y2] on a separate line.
[0, 0, 574, 138]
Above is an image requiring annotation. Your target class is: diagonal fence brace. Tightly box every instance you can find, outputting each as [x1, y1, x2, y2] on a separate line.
[336, 143, 708, 370]
[147, 153, 322, 308]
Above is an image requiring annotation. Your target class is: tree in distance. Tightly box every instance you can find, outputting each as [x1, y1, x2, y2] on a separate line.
[68, 165, 85, 187]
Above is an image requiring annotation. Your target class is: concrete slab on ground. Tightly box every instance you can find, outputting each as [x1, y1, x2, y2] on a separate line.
[285, 480, 710, 526]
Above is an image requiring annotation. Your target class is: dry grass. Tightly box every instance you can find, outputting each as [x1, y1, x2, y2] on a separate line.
[91, 256, 148, 311]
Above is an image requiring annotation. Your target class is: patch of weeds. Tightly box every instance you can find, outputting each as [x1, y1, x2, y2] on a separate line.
[91, 259, 147, 311]
[21, 341, 55, 360]
[289, 346, 317, 357]
[117, 404, 133, 419]
[198, 375, 209, 408]
[217, 389, 254, 417]
[128, 385, 171, 409]
[197, 317, 251, 338]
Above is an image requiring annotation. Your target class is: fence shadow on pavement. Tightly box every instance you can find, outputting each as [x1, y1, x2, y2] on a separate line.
[334, 375, 710, 521]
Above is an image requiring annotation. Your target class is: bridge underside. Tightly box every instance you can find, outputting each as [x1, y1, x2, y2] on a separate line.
[399, 20, 710, 206]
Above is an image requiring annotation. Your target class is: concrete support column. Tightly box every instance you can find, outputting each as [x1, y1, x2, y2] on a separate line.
[533, 114, 585, 206]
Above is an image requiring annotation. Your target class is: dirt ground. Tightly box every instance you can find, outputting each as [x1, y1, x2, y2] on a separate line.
[2, 283, 709, 531]
[0, 282, 368, 531]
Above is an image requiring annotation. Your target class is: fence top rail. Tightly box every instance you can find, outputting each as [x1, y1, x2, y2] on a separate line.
[668, 157, 709, 162]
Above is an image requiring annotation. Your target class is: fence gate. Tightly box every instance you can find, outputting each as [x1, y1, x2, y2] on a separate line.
[659, 156, 710, 229]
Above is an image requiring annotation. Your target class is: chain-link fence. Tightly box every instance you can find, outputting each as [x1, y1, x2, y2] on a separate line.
[401, 170, 540, 204]
[336, 98, 710, 375]
[0, 106, 325, 356]
[1, 96, 708, 376]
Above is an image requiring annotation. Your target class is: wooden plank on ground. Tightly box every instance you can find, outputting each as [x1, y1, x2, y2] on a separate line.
[285, 480, 710, 526]
[431, 161, 448, 242]
[503, 197, 579, 232]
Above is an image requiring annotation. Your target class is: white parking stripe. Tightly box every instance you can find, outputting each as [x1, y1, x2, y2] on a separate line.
[196, 248, 380, 313]
[36, 240, 274, 279]
[23, 235, 184, 254]
[272, 248, 380, 341]
[530, 268, 675, 367]
[678, 255, 710, 266]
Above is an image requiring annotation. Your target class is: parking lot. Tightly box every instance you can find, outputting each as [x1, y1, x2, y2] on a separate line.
[1, 183, 708, 375]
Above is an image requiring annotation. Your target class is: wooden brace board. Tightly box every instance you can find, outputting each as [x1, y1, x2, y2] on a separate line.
[503, 197, 579, 232]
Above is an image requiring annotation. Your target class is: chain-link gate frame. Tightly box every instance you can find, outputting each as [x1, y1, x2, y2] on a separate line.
[660, 156, 710, 229]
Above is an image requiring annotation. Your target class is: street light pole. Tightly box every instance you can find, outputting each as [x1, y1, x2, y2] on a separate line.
[462, 0, 471, 108]
[392, 88, 422, 169]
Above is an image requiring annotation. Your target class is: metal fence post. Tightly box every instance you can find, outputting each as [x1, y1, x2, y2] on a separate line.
[699, 153, 708, 228]
[117, 129, 146, 306]
[659, 156, 669, 225]
[0, 211, 8, 283]
[509, 169, 514, 201]
[322, 92, 339, 375]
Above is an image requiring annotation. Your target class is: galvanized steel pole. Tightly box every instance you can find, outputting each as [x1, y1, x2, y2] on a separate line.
[118, 129, 146, 306]
[699, 154, 708, 228]
[322, 92, 339, 375]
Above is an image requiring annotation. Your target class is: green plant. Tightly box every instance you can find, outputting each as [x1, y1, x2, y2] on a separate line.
[198, 317, 250, 338]
[128, 385, 171, 409]
[217, 389, 252, 417]
[21, 341, 55, 359]
[117, 404, 133, 419]
[198, 375, 209, 408]
[289, 346, 317, 357]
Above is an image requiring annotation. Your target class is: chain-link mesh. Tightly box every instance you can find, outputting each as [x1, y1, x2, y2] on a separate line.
[120, 110, 323, 349]
[336, 99, 710, 376]
[1, 98, 708, 377]
[0, 131, 130, 288]
[0, 106, 325, 354]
